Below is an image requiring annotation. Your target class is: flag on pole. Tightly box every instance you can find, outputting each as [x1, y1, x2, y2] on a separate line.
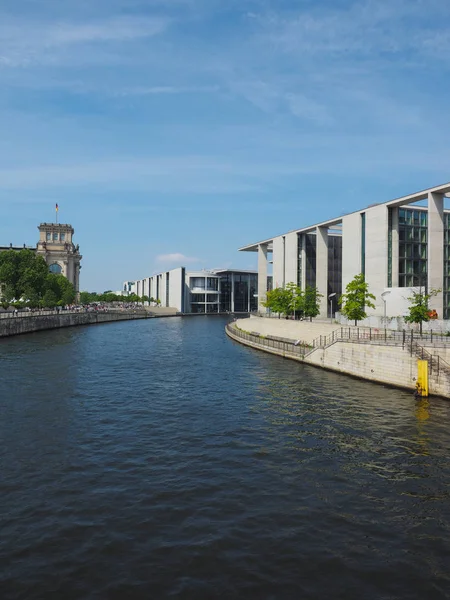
[56, 203, 59, 212]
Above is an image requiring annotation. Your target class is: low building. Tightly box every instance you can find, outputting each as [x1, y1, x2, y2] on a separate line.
[126, 267, 265, 313]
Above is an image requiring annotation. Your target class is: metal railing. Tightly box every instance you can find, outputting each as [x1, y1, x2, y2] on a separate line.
[226, 323, 310, 358]
[307, 325, 450, 377]
[309, 326, 450, 351]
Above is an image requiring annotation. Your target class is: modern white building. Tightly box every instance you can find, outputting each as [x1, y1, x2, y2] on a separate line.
[239, 183, 450, 320]
[124, 268, 261, 313]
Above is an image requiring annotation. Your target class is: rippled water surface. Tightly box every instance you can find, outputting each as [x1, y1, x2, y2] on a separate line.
[1, 316, 450, 599]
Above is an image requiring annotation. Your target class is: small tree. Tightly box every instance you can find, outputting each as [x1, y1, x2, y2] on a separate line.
[404, 289, 439, 335]
[286, 282, 303, 318]
[263, 287, 293, 317]
[339, 273, 376, 326]
[303, 286, 322, 321]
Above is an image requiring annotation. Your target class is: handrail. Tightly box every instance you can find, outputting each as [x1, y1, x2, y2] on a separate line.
[226, 323, 311, 357]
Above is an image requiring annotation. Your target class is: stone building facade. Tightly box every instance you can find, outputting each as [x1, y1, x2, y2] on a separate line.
[36, 223, 82, 292]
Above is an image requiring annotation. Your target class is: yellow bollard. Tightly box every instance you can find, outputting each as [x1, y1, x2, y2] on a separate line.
[416, 360, 429, 397]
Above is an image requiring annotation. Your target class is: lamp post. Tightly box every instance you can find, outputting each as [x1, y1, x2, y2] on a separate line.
[381, 290, 391, 325]
[328, 292, 336, 323]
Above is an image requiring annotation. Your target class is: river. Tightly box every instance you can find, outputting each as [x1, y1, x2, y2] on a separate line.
[1, 316, 450, 599]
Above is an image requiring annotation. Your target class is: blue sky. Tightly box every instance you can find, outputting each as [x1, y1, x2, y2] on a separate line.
[1, 0, 450, 291]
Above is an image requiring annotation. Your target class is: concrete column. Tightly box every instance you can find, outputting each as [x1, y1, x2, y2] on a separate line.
[316, 227, 329, 318]
[300, 234, 306, 289]
[284, 232, 298, 285]
[391, 207, 399, 287]
[428, 192, 444, 317]
[257, 244, 268, 313]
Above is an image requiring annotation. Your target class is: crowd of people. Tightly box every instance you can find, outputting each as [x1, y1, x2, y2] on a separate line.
[0, 301, 147, 316]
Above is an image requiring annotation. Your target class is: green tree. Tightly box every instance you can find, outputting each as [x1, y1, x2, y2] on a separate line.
[141, 295, 149, 305]
[43, 274, 76, 306]
[303, 286, 322, 321]
[80, 291, 97, 304]
[339, 273, 376, 326]
[41, 289, 58, 308]
[263, 287, 293, 317]
[0, 249, 48, 302]
[404, 289, 439, 335]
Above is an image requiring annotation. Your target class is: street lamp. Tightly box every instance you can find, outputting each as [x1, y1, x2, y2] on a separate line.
[328, 292, 336, 323]
[381, 290, 391, 324]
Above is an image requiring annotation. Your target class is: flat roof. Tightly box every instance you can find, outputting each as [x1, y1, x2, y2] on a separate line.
[240, 182, 450, 252]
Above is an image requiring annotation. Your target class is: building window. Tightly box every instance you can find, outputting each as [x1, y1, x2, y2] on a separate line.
[305, 233, 316, 288]
[49, 263, 62, 274]
[46, 233, 51, 241]
[191, 293, 205, 303]
[206, 277, 218, 291]
[361, 212, 366, 277]
[444, 213, 450, 319]
[398, 208, 427, 288]
[297, 234, 303, 289]
[166, 272, 170, 307]
[190, 277, 205, 289]
[60, 233, 66, 242]
[327, 235, 342, 316]
[387, 209, 392, 287]
[53, 233, 58, 241]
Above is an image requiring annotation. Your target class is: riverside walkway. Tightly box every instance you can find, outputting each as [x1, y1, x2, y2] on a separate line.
[229, 315, 450, 398]
[234, 315, 341, 344]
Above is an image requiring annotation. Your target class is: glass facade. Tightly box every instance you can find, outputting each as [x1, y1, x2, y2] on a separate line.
[305, 233, 316, 288]
[328, 235, 342, 315]
[219, 272, 257, 312]
[190, 274, 219, 313]
[166, 272, 170, 307]
[444, 214, 450, 319]
[398, 208, 427, 288]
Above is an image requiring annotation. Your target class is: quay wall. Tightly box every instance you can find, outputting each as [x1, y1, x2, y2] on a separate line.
[0, 311, 149, 338]
[226, 323, 450, 398]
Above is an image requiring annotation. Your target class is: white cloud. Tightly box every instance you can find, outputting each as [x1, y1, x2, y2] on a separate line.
[116, 85, 219, 96]
[156, 253, 199, 264]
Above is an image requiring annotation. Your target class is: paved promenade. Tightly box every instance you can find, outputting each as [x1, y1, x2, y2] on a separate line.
[235, 316, 343, 344]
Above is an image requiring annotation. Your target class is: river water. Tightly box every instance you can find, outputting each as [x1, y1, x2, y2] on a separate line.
[1, 316, 450, 599]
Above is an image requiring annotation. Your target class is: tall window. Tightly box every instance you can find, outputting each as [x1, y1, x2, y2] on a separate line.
[46, 232, 51, 241]
[398, 208, 427, 288]
[444, 214, 450, 319]
[360, 213, 366, 276]
[53, 233, 58, 241]
[166, 272, 170, 307]
[206, 277, 218, 291]
[60, 233, 66, 242]
[305, 233, 316, 288]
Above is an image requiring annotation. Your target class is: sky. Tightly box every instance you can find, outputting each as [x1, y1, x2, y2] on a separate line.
[1, 0, 450, 292]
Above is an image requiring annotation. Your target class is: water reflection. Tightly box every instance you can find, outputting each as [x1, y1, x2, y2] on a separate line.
[1, 317, 450, 600]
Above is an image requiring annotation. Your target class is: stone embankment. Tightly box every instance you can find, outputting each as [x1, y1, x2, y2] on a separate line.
[0, 310, 150, 338]
[226, 315, 450, 398]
